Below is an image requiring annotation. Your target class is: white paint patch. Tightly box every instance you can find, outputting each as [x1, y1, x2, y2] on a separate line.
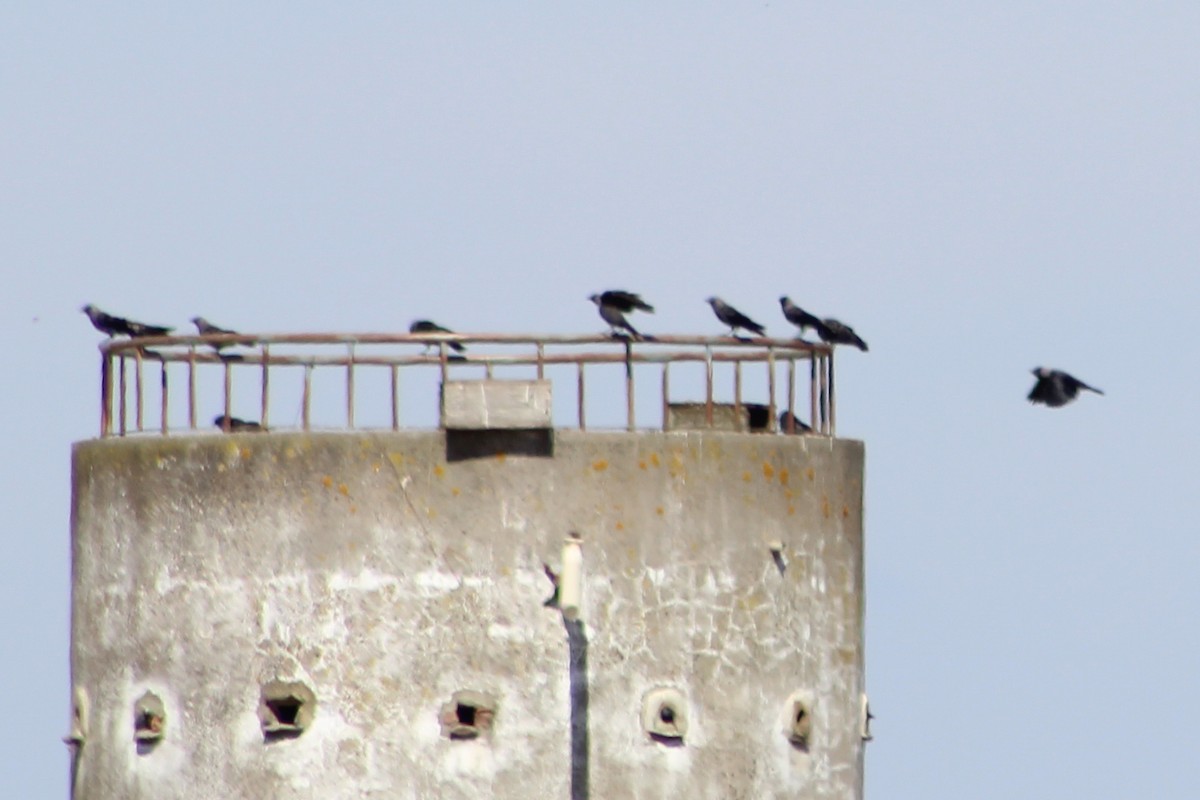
[486, 622, 530, 642]
[414, 570, 460, 594]
[327, 568, 400, 593]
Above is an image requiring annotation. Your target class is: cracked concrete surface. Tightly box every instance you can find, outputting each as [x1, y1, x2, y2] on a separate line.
[70, 430, 865, 799]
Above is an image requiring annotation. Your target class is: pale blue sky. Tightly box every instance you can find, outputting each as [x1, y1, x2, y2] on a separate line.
[3, 3, 1199, 797]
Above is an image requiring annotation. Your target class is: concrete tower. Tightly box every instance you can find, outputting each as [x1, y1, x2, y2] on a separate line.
[69, 332, 867, 799]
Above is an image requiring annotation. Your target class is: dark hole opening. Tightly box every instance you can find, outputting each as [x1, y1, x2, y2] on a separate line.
[456, 703, 477, 726]
[659, 705, 676, 725]
[136, 712, 157, 732]
[268, 696, 303, 727]
[796, 709, 807, 724]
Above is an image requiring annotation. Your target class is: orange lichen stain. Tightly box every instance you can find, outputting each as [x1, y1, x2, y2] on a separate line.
[655, 506, 664, 516]
[842, 505, 849, 518]
[322, 476, 333, 489]
[615, 521, 625, 531]
[762, 462, 775, 480]
[788, 505, 796, 515]
[821, 496, 831, 518]
[451, 487, 461, 497]
[650, 453, 661, 467]
[742, 471, 752, 482]
[240, 447, 251, 459]
[592, 459, 609, 471]
[778, 468, 790, 486]
[806, 467, 815, 481]
[638, 460, 647, 470]
[350, 505, 358, 514]
[434, 465, 445, 478]
[784, 489, 795, 499]
[372, 462, 382, 473]
[495, 452, 507, 462]
[338, 484, 350, 497]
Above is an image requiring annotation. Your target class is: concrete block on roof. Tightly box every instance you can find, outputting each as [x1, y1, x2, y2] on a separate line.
[441, 379, 553, 430]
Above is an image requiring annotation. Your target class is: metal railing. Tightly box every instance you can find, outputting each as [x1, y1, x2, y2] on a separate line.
[97, 333, 837, 438]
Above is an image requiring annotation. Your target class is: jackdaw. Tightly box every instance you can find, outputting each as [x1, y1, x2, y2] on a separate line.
[779, 297, 826, 340]
[589, 290, 654, 339]
[191, 316, 241, 350]
[409, 319, 466, 353]
[778, 410, 813, 434]
[706, 297, 766, 337]
[816, 317, 869, 352]
[82, 304, 173, 338]
[1027, 367, 1104, 408]
[213, 414, 268, 433]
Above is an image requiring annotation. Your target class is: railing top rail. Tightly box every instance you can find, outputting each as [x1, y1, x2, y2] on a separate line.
[102, 331, 830, 355]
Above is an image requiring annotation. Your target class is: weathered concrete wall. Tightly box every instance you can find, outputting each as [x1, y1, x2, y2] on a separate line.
[70, 430, 865, 800]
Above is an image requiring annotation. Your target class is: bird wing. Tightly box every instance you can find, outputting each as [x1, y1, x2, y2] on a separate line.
[601, 291, 654, 313]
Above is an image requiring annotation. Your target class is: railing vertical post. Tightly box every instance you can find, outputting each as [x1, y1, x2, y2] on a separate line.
[625, 340, 635, 432]
[734, 360, 742, 422]
[810, 354, 819, 435]
[100, 351, 112, 438]
[160, 361, 169, 435]
[536, 343, 545, 379]
[187, 346, 197, 430]
[390, 364, 400, 431]
[577, 363, 586, 431]
[118, 355, 127, 437]
[705, 346, 714, 427]
[346, 343, 355, 429]
[439, 342, 449, 386]
[302, 364, 313, 431]
[767, 346, 776, 432]
[223, 358, 233, 422]
[134, 348, 144, 432]
[828, 350, 836, 436]
[260, 344, 271, 429]
[787, 357, 797, 433]
[661, 364, 670, 432]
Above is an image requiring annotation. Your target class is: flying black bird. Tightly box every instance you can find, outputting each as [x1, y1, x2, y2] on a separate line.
[409, 319, 466, 353]
[1027, 367, 1104, 408]
[706, 297, 766, 337]
[589, 290, 654, 339]
[213, 414, 268, 433]
[81, 304, 173, 338]
[779, 297, 826, 340]
[816, 317, 869, 352]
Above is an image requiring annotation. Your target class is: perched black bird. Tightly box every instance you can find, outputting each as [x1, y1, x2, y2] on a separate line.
[213, 414, 268, 433]
[778, 410, 813, 434]
[589, 290, 654, 339]
[1027, 367, 1104, 408]
[409, 319, 466, 353]
[706, 297, 766, 337]
[780, 297, 868, 351]
[82, 304, 173, 338]
[816, 318, 869, 352]
[779, 297, 826, 340]
[191, 316, 239, 349]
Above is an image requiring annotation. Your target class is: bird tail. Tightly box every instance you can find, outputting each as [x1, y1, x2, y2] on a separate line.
[1082, 383, 1103, 395]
